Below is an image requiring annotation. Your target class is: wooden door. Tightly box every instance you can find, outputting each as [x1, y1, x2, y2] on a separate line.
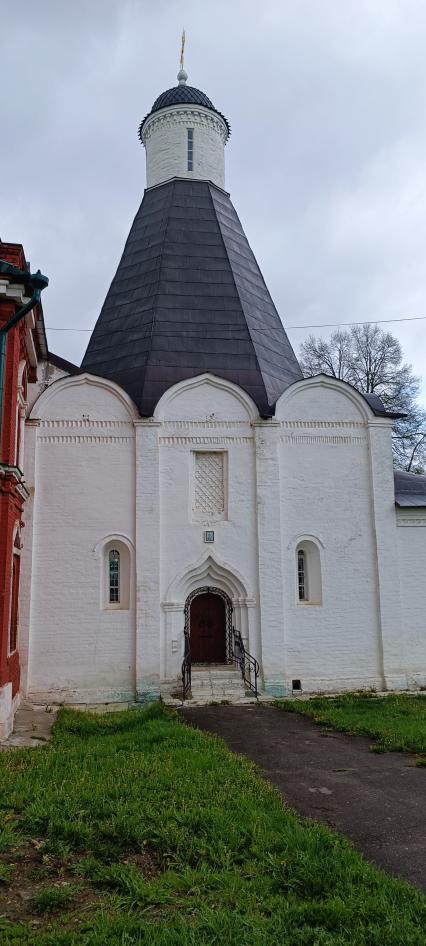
[190, 593, 226, 663]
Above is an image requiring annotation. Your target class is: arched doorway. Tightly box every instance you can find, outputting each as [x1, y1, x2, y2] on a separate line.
[186, 587, 232, 664]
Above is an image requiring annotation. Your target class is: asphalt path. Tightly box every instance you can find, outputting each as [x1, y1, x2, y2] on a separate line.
[180, 703, 426, 892]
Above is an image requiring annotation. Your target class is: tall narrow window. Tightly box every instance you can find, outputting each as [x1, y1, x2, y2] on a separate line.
[187, 128, 194, 171]
[9, 554, 20, 652]
[295, 540, 322, 605]
[297, 549, 306, 601]
[109, 549, 120, 603]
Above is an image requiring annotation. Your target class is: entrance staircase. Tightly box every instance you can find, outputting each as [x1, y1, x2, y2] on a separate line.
[181, 625, 260, 704]
[190, 665, 247, 703]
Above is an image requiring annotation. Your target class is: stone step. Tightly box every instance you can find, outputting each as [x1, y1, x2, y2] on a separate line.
[189, 666, 247, 704]
[191, 670, 242, 681]
[192, 677, 242, 690]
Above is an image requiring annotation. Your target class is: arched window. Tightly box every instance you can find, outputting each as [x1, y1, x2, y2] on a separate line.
[109, 549, 120, 604]
[99, 538, 132, 611]
[295, 540, 322, 606]
[297, 549, 306, 601]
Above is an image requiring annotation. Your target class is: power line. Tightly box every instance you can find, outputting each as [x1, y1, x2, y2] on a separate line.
[45, 313, 426, 333]
[287, 315, 426, 330]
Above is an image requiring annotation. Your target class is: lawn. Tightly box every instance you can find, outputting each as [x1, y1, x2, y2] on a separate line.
[278, 693, 426, 761]
[0, 703, 425, 945]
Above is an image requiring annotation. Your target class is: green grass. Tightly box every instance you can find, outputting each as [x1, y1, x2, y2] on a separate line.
[30, 884, 79, 915]
[0, 702, 424, 944]
[278, 692, 426, 761]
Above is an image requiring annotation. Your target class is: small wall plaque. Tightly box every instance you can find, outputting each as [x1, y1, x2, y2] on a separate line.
[204, 530, 215, 543]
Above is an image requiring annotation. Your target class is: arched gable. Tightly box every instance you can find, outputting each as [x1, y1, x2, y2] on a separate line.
[154, 373, 259, 423]
[275, 374, 373, 423]
[30, 372, 139, 422]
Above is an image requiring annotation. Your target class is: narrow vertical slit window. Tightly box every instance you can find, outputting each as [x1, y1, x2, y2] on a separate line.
[109, 549, 120, 603]
[297, 549, 306, 601]
[9, 553, 20, 652]
[187, 128, 194, 171]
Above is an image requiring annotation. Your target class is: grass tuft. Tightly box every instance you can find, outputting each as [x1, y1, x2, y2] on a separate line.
[278, 692, 426, 759]
[30, 883, 78, 915]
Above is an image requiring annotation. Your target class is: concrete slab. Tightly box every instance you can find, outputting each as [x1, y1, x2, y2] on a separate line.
[0, 702, 57, 750]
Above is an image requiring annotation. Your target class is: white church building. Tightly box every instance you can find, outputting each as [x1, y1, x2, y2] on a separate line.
[18, 68, 426, 706]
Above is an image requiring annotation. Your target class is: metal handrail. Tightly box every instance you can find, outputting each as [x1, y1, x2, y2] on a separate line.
[231, 627, 259, 697]
[181, 629, 191, 699]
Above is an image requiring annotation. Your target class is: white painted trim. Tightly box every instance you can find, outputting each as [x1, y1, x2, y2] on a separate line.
[163, 551, 252, 606]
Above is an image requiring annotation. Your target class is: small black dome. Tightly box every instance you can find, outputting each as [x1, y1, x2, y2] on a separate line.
[139, 83, 230, 141]
[152, 84, 214, 112]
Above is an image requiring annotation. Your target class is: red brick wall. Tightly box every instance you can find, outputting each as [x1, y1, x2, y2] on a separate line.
[0, 241, 32, 699]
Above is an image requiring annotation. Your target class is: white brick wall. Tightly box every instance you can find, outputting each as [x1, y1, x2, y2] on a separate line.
[142, 106, 227, 189]
[397, 510, 426, 688]
[22, 368, 426, 705]
[276, 377, 390, 694]
[25, 374, 137, 703]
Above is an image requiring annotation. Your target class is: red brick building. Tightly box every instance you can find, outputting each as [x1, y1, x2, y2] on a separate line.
[0, 241, 47, 738]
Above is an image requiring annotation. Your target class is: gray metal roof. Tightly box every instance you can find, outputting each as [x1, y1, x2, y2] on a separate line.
[81, 178, 303, 417]
[48, 352, 80, 375]
[394, 470, 426, 507]
[362, 391, 404, 419]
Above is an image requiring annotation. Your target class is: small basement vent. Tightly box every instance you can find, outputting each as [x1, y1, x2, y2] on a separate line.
[292, 679, 302, 692]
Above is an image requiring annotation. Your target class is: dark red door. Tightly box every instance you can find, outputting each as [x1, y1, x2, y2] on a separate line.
[190, 593, 226, 663]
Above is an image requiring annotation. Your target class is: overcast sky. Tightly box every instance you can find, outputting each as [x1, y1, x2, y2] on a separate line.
[2, 0, 426, 404]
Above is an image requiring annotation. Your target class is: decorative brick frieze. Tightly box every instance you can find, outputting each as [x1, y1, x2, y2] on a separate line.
[142, 106, 228, 145]
[163, 420, 250, 429]
[38, 435, 134, 445]
[159, 435, 252, 446]
[397, 517, 426, 527]
[39, 419, 133, 429]
[280, 420, 366, 429]
[281, 433, 367, 447]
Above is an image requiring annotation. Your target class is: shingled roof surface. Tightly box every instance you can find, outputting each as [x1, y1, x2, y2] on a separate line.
[81, 178, 302, 417]
[394, 470, 426, 507]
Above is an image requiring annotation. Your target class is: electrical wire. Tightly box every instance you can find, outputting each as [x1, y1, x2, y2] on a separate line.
[45, 314, 426, 332]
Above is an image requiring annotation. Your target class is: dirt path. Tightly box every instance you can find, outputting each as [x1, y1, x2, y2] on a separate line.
[180, 703, 426, 892]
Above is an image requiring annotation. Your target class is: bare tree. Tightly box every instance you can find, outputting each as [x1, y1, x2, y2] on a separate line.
[299, 330, 353, 381]
[300, 325, 426, 472]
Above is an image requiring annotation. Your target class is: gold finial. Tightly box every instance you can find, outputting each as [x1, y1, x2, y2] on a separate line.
[180, 28, 186, 69]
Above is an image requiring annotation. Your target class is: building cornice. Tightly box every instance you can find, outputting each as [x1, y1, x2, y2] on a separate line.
[0, 463, 29, 500]
[142, 105, 229, 145]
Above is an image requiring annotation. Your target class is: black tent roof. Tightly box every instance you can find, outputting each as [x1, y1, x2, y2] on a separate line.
[81, 178, 303, 417]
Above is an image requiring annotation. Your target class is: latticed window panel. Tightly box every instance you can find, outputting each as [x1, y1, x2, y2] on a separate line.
[193, 452, 225, 517]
